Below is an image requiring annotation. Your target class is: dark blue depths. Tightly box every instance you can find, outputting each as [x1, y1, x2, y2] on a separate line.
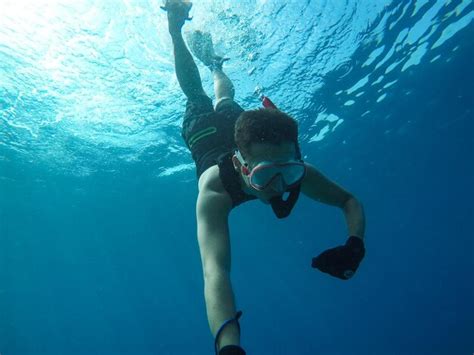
[0, 1, 473, 355]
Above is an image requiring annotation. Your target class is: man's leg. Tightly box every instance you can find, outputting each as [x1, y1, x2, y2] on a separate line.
[167, 6, 206, 100]
[185, 29, 236, 104]
[213, 68, 235, 104]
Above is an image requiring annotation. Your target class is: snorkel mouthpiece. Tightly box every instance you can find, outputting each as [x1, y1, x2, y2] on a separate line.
[269, 186, 301, 219]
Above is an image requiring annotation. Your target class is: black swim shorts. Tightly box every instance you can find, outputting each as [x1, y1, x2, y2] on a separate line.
[182, 95, 244, 178]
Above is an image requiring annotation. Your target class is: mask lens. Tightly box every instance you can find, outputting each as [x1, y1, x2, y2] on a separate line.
[251, 167, 279, 188]
[250, 163, 305, 190]
[281, 164, 306, 186]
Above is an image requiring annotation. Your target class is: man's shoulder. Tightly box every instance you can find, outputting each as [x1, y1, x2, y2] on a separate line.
[198, 165, 227, 195]
[197, 165, 233, 215]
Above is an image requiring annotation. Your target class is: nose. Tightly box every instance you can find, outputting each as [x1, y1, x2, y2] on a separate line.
[268, 174, 286, 193]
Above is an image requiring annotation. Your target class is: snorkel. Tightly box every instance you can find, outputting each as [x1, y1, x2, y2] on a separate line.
[261, 95, 277, 109]
[258, 95, 303, 218]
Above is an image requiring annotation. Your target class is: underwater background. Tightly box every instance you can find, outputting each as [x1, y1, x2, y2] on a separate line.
[0, 0, 473, 354]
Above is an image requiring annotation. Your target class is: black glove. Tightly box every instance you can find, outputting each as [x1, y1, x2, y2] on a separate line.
[312, 236, 365, 280]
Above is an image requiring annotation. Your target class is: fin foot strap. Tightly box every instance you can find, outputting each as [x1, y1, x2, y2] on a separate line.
[214, 311, 243, 355]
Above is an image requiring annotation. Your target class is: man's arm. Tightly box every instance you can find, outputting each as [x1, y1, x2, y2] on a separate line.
[301, 163, 366, 280]
[301, 163, 365, 240]
[196, 171, 242, 349]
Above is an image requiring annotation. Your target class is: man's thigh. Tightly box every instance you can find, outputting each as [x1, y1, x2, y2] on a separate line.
[182, 94, 215, 147]
[214, 97, 244, 119]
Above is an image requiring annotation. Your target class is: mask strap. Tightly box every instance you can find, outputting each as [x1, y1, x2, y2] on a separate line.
[295, 142, 302, 160]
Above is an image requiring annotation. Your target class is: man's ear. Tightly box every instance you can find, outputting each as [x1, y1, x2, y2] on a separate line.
[232, 154, 242, 171]
[233, 155, 251, 175]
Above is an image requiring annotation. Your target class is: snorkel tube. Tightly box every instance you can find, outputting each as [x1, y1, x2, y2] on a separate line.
[259, 95, 302, 219]
[261, 95, 278, 109]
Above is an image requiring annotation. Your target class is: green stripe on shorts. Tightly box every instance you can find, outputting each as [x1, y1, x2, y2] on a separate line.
[188, 126, 217, 148]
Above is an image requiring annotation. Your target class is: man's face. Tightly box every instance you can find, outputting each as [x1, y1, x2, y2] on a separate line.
[234, 142, 298, 203]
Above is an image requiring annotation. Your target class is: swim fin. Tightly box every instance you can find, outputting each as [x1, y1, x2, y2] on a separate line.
[187, 30, 229, 70]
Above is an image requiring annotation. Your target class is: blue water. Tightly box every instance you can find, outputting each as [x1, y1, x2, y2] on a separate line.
[0, 0, 473, 354]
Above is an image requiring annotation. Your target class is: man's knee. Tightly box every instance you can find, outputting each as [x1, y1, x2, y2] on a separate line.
[187, 88, 209, 102]
[185, 94, 214, 120]
[214, 97, 234, 111]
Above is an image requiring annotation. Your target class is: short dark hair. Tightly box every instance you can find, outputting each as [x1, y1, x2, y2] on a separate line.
[234, 108, 299, 157]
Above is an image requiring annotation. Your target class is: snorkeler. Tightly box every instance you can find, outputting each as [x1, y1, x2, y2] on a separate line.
[162, 1, 366, 354]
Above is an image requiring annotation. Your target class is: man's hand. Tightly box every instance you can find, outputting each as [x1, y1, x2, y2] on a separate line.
[312, 236, 365, 280]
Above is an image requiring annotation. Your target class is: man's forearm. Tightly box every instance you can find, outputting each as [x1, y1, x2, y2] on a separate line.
[343, 197, 365, 240]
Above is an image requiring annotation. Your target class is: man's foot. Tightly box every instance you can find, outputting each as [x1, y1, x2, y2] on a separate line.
[186, 30, 229, 71]
[161, 0, 193, 35]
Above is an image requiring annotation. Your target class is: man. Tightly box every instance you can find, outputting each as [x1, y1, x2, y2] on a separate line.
[162, 1, 366, 354]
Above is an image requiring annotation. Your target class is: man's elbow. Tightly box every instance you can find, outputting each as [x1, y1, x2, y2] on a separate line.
[343, 195, 363, 211]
